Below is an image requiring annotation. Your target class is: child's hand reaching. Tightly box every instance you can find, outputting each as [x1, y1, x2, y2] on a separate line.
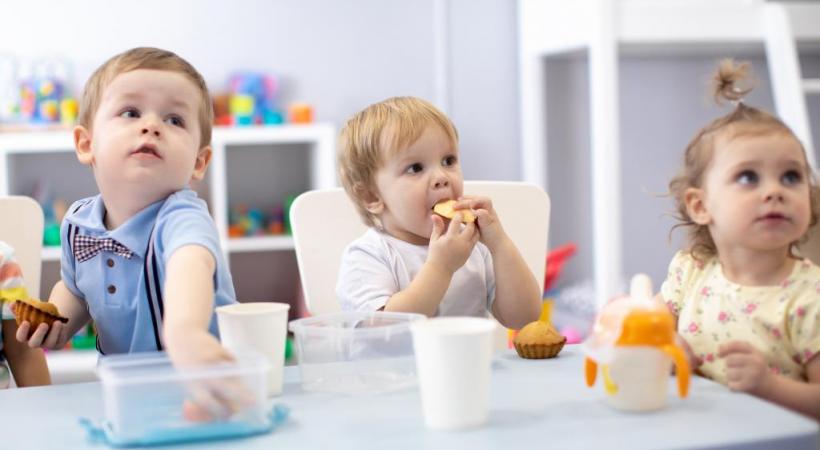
[428, 212, 479, 275]
[453, 196, 506, 251]
[718, 341, 773, 395]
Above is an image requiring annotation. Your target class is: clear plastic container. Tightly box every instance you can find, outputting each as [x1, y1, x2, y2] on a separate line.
[289, 311, 425, 394]
[92, 352, 276, 446]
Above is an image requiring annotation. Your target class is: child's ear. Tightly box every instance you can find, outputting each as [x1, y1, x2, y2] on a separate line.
[191, 145, 212, 181]
[74, 125, 93, 165]
[356, 184, 384, 215]
[684, 187, 711, 225]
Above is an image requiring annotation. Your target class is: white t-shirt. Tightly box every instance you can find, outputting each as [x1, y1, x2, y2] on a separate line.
[337, 228, 496, 316]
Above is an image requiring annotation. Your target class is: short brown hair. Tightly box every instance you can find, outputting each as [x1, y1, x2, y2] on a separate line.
[78, 47, 213, 147]
[338, 96, 458, 227]
[669, 59, 820, 260]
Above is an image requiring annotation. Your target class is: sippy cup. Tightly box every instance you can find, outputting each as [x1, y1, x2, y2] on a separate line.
[583, 274, 690, 412]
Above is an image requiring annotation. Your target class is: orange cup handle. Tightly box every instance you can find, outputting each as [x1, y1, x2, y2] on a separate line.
[661, 344, 690, 398]
[584, 357, 597, 387]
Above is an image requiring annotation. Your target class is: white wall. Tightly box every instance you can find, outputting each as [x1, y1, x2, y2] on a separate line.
[0, 0, 520, 180]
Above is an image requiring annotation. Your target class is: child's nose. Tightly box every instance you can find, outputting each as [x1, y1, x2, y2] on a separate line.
[764, 184, 785, 202]
[433, 176, 449, 189]
[141, 115, 161, 137]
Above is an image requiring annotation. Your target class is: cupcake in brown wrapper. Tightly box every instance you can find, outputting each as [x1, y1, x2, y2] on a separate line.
[513, 320, 566, 359]
[13, 299, 68, 336]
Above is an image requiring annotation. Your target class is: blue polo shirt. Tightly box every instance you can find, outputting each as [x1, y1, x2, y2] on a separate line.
[60, 188, 236, 354]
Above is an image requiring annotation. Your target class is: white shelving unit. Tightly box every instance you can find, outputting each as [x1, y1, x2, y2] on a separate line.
[0, 123, 336, 301]
[518, 0, 820, 306]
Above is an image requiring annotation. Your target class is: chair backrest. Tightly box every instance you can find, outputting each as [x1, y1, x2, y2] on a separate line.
[0, 196, 44, 299]
[291, 181, 550, 316]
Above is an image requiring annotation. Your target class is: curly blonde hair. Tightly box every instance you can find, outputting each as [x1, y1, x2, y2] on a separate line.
[338, 96, 458, 227]
[668, 59, 820, 261]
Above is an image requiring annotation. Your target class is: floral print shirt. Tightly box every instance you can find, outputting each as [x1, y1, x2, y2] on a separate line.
[661, 251, 820, 384]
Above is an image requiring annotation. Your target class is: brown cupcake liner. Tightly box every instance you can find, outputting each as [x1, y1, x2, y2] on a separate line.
[514, 337, 566, 359]
[13, 300, 68, 335]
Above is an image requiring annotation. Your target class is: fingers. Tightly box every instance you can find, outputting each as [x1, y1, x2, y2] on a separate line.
[445, 212, 464, 236]
[430, 215, 445, 240]
[456, 195, 492, 210]
[723, 353, 751, 369]
[718, 340, 753, 357]
[27, 323, 50, 348]
[43, 322, 65, 349]
[15, 322, 30, 343]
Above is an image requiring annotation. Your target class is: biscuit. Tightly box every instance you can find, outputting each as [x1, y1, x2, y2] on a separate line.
[432, 200, 476, 223]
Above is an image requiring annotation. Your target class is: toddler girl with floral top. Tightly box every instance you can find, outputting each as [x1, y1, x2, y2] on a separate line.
[661, 60, 819, 420]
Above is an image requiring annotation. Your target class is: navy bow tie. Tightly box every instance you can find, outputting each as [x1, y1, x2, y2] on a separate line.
[73, 235, 134, 262]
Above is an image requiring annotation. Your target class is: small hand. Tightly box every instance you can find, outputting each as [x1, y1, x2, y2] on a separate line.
[11, 303, 70, 350]
[718, 340, 773, 395]
[168, 332, 256, 422]
[454, 196, 506, 250]
[427, 212, 479, 275]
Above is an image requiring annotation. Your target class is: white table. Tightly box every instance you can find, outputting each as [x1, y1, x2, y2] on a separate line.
[1, 346, 816, 449]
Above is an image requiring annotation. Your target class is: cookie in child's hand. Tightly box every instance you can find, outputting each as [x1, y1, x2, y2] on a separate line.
[13, 298, 68, 336]
[432, 200, 476, 223]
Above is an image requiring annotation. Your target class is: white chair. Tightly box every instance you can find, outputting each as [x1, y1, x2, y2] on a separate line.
[290, 181, 551, 319]
[0, 196, 43, 299]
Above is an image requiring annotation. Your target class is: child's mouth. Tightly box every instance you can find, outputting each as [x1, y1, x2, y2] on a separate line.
[758, 212, 789, 222]
[131, 144, 161, 158]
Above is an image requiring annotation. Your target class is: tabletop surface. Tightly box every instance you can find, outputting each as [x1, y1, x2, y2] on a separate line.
[1, 345, 817, 450]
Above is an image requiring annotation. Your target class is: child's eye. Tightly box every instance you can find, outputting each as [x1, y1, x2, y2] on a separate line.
[119, 108, 140, 119]
[736, 170, 758, 185]
[405, 163, 423, 174]
[782, 170, 802, 185]
[442, 155, 457, 167]
[165, 115, 185, 127]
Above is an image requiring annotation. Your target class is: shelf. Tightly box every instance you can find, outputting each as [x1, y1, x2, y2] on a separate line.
[227, 235, 295, 252]
[0, 124, 336, 300]
[42, 246, 61, 261]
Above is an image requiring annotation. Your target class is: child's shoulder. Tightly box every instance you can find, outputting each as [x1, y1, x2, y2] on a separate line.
[157, 189, 210, 217]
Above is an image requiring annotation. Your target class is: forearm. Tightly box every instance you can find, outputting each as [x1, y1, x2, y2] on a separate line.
[758, 375, 820, 420]
[162, 245, 219, 357]
[49, 281, 90, 337]
[490, 238, 541, 329]
[383, 261, 453, 317]
[2, 320, 50, 386]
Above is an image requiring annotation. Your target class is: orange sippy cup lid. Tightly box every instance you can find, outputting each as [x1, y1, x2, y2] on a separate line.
[616, 309, 675, 347]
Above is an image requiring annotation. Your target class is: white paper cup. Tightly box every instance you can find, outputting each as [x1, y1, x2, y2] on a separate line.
[410, 317, 497, 430]
[216, 302, 290, 396]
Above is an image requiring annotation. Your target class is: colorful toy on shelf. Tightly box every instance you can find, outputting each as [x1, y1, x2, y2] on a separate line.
[268, 205, 285, 235]
[226, 72, 283, 126]
[229, 198, 297, 238]
[19, 78, 77, 125]
[288, 103, 313, 124]
[30, 182, 68, 246]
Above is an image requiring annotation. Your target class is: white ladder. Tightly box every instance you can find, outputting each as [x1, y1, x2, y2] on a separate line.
[764, 2, 816, 169]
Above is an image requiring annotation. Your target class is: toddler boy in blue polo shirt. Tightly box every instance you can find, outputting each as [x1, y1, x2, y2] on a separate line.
[16, 47, 237, 367]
